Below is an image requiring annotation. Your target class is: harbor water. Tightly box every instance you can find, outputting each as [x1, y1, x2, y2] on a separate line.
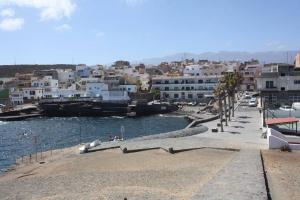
[0, 115, 189, 172]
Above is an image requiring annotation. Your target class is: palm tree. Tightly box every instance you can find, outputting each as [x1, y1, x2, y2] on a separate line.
[223, 72, 243, 118]
[213, 82, 226, 132]
[220, 75, 231, 123]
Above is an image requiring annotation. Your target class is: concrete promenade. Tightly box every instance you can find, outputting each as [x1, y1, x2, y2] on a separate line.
[0, 105, 272, 200]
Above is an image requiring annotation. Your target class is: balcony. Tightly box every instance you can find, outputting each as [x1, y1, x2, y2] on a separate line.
[260, 87, 278, 91]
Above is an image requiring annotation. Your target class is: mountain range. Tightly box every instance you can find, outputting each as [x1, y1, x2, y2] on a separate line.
[135, 51, 299, 65]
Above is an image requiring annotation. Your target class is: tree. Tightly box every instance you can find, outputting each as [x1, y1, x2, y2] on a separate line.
[213, 82, 226, 132]
[151, 89, 161, 100]
[223, 72, 243, 118]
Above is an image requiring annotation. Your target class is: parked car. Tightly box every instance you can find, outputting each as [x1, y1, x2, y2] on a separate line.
[0, 104, 5, 108]
[248, 99, 257, 107]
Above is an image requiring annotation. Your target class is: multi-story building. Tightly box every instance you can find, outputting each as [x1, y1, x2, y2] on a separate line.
[23, 87, 44, 100]
[239, 63, 262, 91]
[31, 76, 58, 93]
[57, 69, 75, 89]
[257, 63, 300, 106]
[151, 75, 220, 102]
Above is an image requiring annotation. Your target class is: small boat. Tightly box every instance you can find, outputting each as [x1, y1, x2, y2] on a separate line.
[279, 105, 294, 111]
[292, 102, 300, 110]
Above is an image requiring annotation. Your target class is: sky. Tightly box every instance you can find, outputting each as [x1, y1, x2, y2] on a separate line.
[0, 0, 300, 65]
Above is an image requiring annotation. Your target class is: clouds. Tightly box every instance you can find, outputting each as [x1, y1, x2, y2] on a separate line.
[0, 17, 24, 31]
[96, 31, 105, 37]
[0, 0, 76, 31]
[265, 41, 287, 50]
[0, 0, 76, 21]
[0, 8, 24, 31]
[0, 8, 15, 17]
[124, 0, 146, 6]
[55, 24, 72, 32]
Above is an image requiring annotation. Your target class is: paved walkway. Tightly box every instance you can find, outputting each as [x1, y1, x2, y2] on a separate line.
[196, 105, 267, 150]
[191, 149, 267, 200]
[86, 105, 269, 200]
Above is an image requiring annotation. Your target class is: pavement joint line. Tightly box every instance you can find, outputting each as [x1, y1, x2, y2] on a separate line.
[260, 150, 272, 200]
[88, 146, 240, 155]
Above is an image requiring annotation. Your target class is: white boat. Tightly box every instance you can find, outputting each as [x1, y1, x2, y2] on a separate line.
[279, 105, 294, 111]
[292, 102, 300, 110]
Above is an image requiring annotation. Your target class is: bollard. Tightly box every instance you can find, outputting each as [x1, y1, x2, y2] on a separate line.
[122, 147, 127, 153]
[168, 147, 174, 154]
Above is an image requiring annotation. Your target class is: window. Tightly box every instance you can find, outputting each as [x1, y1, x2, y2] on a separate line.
[188, 94, 193, 99]
[266, 81, 274, 88]
[165, 80, 169, 84]
[281, 87, 285, 91]
[198, 80, 203, 84]
[186, 87, 190, 91]
[30, 91, 35, 95]
[174, 80, 179, 84]
[165, 87, 169, 91]
[294, 80, 300, 84]
[281, 73, 285, 76]
[197, 93, 204, 98]
[174, 94, 179, 98]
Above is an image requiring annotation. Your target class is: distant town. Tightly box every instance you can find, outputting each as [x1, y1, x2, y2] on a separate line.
[0, 53, 300, 109]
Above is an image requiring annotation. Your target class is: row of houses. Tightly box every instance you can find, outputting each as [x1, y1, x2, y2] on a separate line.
[4, 53, 300, 106]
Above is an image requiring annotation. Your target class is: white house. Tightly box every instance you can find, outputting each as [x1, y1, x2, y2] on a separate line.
[22, 87, 44, 100]
[86, 82, 109, 97]
[57, 70, 75, 89]
[101, 90, 130, 101]
[9, 89, 24, 105]
[183, 65, 203, 76]
[31, 76, 58, 92]
[43, 89, 84, 98]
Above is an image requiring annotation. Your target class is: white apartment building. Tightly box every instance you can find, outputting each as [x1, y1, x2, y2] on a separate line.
[152, 75, 220, 102]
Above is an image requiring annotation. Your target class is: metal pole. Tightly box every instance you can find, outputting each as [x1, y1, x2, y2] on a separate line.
[263, 100, 266, 127]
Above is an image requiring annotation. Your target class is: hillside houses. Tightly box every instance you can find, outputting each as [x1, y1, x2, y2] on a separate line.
[1, 54, 300, 106]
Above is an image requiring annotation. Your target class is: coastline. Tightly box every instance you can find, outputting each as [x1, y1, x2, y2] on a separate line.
[2, 108, 216, 170]
[3, 104, 298, 199]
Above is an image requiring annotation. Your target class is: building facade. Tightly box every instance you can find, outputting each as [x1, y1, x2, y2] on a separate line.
[151, 75, 219, 102]
[257, 64, 300, 106]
